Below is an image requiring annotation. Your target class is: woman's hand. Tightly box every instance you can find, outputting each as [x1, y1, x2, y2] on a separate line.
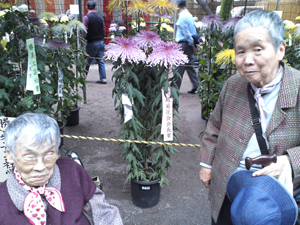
[252, 155, 290, 178]
[199, 167, 212, 188]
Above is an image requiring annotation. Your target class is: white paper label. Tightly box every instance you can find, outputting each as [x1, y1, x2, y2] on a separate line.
[161, 88, 173, 141]
[0, 117, 15, 182]
[122, 94, 133, 123]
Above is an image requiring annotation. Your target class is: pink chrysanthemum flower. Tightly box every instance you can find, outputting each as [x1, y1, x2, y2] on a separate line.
[222, 16, 243, 34]
[146, 41, 188, 67]
[47, 40, 69, 49]
[133, 31, 161, 49]
[202, 14, 223, 31]
[105, 37, 146, 64]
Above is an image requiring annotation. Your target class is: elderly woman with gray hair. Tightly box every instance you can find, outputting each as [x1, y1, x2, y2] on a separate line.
[199, 10, 300, 225]
[0, 113, 123, 224]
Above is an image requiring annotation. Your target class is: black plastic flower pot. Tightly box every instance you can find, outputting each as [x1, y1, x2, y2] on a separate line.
[131, 178, 161, 208]
[66, 106, 80, 126]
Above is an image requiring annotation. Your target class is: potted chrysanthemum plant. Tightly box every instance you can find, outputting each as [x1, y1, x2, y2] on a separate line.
[105, 30, 188, 207]
[197, 15, 240, 120]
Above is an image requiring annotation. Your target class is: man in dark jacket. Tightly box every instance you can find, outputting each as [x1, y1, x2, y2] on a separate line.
[83, 0, 107, 84]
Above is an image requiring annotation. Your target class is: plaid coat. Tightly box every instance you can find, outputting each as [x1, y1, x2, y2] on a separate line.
[200, 63, 300, 222]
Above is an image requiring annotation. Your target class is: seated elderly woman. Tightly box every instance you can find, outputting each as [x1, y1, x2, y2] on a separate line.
[199, 10, 300, 225]
[0, 113, 123, 224]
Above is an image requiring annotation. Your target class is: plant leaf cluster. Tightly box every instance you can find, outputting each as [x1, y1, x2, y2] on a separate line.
[0, 10, 86, 124]
[197, 15, 238, 119]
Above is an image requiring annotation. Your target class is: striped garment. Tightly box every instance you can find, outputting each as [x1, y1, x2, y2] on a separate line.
[200, 62, 300, 222]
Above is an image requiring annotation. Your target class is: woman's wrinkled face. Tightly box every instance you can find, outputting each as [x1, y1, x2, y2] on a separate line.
[235, 26, 285, 88]
[6, 142, 58, 187]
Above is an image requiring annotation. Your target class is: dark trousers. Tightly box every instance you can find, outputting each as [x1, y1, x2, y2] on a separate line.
[174, 41, 199, 90]
[212, 196, 233, 225]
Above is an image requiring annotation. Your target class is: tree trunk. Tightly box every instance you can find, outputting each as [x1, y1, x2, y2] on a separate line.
[195, 0, 213, 15]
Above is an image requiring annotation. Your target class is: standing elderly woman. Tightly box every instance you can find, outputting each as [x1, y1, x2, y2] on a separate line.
[0, 113, 123, 224]
[199, 10, 300, 224]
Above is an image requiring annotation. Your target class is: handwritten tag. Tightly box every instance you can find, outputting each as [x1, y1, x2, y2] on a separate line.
[26, 38, 40, 95]
[0, 117, 15, 182]
[161, 88, 173, 141]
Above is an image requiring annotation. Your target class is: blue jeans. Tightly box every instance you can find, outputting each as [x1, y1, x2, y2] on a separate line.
[85, 40, 106, 80]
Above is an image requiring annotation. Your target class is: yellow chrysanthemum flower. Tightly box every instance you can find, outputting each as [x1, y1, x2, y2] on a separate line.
[1, 39, 7, 49]
[0, 10, 6, 16]
[147, 0, 177, 15]
[107, 0, 140, 13]
[215, 49, 235, 65]
[60, 15, 69, 23]
[161, 18, 170, 23]
[3, 3, 11, 9]
[140, 22, 146, 27]
[126, 0, 154, 16]
[131, 22, 137, 29]
[161, 23, 168, 28]
[39, 19, 48, 26]
[50, 16, 59, 22]
[39, 12, 56, 20]
[284, 20, 295, 30]
[296, 16, 300, 21]
[166, 26, 173, 32]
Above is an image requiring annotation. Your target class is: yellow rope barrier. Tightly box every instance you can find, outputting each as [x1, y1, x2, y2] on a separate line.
[61, 135, 201, 148]
[0, 128, 201, 148]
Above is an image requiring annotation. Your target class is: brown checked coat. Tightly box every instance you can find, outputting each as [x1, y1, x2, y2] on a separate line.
[200, 62, 300, 222]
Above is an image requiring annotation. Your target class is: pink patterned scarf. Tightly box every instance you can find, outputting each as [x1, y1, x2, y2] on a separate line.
[14, 168, 65, 225]
[250, 65, 283, 140]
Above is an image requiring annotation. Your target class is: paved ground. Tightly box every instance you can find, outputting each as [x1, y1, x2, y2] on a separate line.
[61, 61, 211, 225]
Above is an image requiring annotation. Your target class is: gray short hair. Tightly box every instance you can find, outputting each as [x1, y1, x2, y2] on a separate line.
[234, 10, 284, 50]
[5, 113, 61, 155]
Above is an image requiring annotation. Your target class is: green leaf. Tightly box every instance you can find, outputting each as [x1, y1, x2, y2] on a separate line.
[0, 89, 10, 101]
[18, 95, 34, 108]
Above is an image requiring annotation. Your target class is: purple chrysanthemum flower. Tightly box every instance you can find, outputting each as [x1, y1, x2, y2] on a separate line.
[146, 41, 188, 68]
[222, 16, 243, 33]
[133, 31, 161, 49]
[30, 17, 42, 25]
[47, 40, 69, 49]
[202, 14, 223, 31]
[109, 27, 117, 32]
[105, 37, 146, 64]
[118, 20, 124, 25]
[152, 13, 171, 19]
[31, 35, 44, 45]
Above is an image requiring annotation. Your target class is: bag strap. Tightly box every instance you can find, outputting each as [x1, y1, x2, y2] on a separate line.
[247, 83, 269, 155]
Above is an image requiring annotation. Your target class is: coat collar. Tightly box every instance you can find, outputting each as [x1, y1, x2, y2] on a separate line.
[266, 62, 300, 137]
[277, 62, 300, 109]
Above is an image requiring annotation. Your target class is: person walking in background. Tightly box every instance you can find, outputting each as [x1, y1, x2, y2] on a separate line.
[174, 0, 199, 94]
[83, 0, 107, 84]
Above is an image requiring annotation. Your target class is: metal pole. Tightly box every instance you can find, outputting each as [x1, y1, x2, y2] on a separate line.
[27, 0, 30, 12]
[244, 0, 248, 15]
[173, 10, 177, 41]
[78, 0, 83, 22]
[276, 0, 280, 11]
[125, 1, 128, 36]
